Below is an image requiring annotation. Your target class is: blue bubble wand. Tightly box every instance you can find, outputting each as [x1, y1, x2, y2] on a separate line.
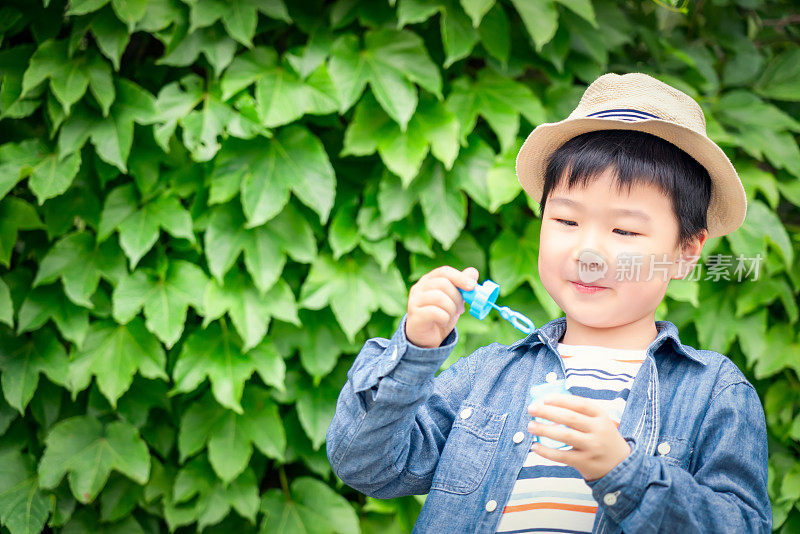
[458, 279, 535, 335]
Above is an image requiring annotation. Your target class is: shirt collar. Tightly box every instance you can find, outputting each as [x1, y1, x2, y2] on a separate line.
[511, 316, 708, 366]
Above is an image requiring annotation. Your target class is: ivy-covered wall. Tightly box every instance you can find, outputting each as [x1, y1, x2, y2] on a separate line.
[0, 0, 798, 532]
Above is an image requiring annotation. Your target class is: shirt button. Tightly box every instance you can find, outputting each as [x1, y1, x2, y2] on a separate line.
[545, 371, 557, 383]
[603, 492, 618, 506]
[513, 431, 524, 443]
[390, 347, 398, 361]
[485, 500, 497, 512]
[657, 441, 671, 455]
[460, 407, 473, 420]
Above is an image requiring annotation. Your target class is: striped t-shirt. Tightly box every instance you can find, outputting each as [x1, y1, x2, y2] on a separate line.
[494, 342, 646, 534]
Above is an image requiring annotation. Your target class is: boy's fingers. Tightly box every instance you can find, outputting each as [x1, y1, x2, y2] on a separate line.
[426, 265, 478, 291]
[542, 394, 603, 417]
[529, 404, 593, 432]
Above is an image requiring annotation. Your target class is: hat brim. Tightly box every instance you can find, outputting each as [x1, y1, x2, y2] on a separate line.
[515, 117, 747, 239]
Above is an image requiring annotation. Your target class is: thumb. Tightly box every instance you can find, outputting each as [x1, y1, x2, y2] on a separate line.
[463, 266, 479, 283]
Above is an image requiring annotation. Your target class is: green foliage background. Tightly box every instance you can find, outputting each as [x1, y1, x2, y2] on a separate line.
[0, 0, 799, 532]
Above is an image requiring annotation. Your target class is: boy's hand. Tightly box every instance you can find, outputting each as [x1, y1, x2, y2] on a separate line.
[526, 394, 632, 482]
[406, 265, 479, 349]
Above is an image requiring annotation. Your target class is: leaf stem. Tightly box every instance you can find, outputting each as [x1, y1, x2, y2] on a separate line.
[279, 465, 291, 499]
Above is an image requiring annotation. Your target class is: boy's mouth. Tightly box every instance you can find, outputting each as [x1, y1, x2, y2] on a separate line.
[570, 280, 609, 294]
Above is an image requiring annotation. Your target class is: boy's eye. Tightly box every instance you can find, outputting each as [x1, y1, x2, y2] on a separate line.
[613, 228, 640, 237]
[554, 219, 640, 237]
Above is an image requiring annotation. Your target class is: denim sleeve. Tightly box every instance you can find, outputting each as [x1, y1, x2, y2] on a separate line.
[325, 312, 477, 499]
[585, 379, 772, 533]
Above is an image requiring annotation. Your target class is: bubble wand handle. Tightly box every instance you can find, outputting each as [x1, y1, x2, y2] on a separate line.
[492, 304, 535, 335]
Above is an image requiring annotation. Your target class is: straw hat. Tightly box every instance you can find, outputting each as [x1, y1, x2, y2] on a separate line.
[515, 72, 747, 239]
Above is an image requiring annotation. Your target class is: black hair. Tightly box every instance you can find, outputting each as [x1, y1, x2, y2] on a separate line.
[539, 129, 711, 250]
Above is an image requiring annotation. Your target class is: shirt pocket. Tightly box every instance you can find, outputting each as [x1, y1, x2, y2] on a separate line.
[430, 402, 507, 495]
[654, 436, 693, 470]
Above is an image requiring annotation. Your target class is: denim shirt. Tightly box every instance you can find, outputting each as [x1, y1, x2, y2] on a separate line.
[326, 313, 772, 533]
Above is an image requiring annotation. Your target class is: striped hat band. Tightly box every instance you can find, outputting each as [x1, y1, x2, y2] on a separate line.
[585, 108, 662, 121]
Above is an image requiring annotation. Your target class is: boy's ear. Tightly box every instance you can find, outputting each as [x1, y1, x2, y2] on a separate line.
[672, 229, 708, 280]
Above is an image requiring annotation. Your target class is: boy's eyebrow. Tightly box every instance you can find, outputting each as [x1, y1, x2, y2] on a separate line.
[548, 197, 653, 222]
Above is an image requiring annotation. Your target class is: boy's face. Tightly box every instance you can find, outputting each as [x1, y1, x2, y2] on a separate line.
[538, 167, 706, 343]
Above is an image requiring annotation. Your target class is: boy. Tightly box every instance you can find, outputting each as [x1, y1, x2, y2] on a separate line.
[325, 73, 772, 533]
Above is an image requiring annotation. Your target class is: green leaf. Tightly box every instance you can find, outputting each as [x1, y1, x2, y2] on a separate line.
[152, 74, 205, 152]
[342, 89, 459, 185]
[203, 267, 299, 351]
[739, 160, 780, 210]
[753, 322, 800, 379]
[285, 26, 333, 79]
[0, 450, 53, 534]
[111, 0, 147, 32]
[328, 29, 442, 130]
[693, 287, 739, 355]
[0, 197, 45, 267]
[477, 3, 510, 63]
[38, 416, 150, 503]
[67, 318, 167, 407]
[0, 278, 11, 328]
[28, 151, 83, 206]
[256, 62, 339, 128]
[460, 0, 495, 26]
[665, 277, 699, 307]
[0, 327, 69, 413]
[20, 39, 68, 97]
[416, 158, 467, 249]
[0, 44, 39, 121]
[49, 56, 90, 115]
[91, 6, 131, 70]
[204, 201, 316, 291]
[259, 477, 359, 534]
[296, 322, 350, 384]
[112, 259, 207, 348]
[224, 0, 264, 48]
[86, 50, 116, 116]
[554, 0, 597, 26]
[445, 66, 545, 152]
[178, 387, 285, 482]
[397, 0, 478, 68]
[33, 231, 126, 308]
[448, 133, 494, 210]
[170, 320, 286, 413]
[510, 0, 558, 52]
[328, 197, 361, 259]
[755, 48, 800, 101]
[157, 24, 237, 77]
[485, 138, 523, 211]
[67, 0, 110, 16]
[298, 252, 406, 342]
[715, 90, 800, 133]
[17, 284, 90, 347]
[295, 376, 340, 451]
[164, 458, 259, 532]
[0, 138, 82, 205]
[98, 185, 195, 268]
[57, 80, 157, 172]
[63, 509, 145, 533]
[219, 126, 335, 226]
[726, 200, 793, 270]
[736, 309, 768, 368]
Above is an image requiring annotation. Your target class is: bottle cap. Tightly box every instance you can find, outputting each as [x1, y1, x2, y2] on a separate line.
[459, 279, 500, 320]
